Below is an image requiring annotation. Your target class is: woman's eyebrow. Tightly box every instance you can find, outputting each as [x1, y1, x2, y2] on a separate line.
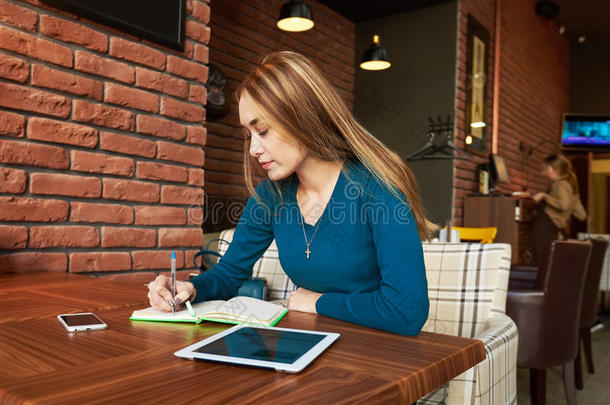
[241, 118, 262, 129]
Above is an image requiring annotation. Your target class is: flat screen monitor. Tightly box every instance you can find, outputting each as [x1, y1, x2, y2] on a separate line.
[561, 114, 610, 148]
[40, 0, 185, 51]
[490, 154, 509, 184]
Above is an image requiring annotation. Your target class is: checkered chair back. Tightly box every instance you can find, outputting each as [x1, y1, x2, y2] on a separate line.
[421, 242, 511, 338]
[218, 228, 294, 300]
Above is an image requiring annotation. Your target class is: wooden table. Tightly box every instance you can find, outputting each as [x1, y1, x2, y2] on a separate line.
[0, 273, 485, 404]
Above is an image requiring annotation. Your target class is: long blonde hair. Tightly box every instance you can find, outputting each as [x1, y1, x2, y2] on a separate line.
[236, 51, 435, 239]
[543, 154, 579, 194]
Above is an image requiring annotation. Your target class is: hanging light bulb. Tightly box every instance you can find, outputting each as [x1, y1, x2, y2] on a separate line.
[360, 34, 391, 71]
[277, 0, 314, 32]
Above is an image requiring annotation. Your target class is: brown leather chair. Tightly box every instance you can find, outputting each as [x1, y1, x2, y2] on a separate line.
[507, 240, 592, 405]
[574, 238, 608, 389]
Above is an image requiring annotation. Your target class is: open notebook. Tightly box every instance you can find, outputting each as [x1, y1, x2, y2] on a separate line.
[130, 296, 288, 327]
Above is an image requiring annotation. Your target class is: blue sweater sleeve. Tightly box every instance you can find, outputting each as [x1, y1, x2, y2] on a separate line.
[189, 181, 275, 302]
[315, 176, 430, 335]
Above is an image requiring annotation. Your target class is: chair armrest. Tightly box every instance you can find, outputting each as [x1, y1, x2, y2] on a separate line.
[445, 314, 518, 405]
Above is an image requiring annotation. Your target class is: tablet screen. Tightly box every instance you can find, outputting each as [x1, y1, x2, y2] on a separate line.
[193, 327, 326, 364]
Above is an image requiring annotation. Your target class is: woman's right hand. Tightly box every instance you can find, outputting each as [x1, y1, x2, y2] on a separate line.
[147, 275, 195, 312]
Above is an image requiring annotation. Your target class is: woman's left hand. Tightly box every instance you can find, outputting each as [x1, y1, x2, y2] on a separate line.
[288, 287, 322, 313]
[532, 192, 545, 203]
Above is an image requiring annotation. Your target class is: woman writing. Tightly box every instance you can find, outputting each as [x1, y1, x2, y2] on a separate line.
[147, 51, 434, 335]
[530, 154, 586, 264]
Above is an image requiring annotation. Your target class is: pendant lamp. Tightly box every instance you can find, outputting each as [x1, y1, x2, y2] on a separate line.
[277, 0, 314, 32]
[360, 34, 391, 71]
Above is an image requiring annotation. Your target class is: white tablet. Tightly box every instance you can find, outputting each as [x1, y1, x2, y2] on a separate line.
[174, 324, 340, 373]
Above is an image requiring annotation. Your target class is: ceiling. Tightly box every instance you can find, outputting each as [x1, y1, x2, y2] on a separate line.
[318, 0, 452, 23]
[318, 0, 610, 44]
[553, 0, 610, 43]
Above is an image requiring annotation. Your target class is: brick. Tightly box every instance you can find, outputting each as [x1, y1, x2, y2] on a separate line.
[158, 228, 202, 247]
[30, 226, 99, 248]
[0, 225, 28, 249]
[185, 20, 210, 45]
[137, 161, 187, 183]
[186, 126, 206, 146]
[161, 185, 203, 205]
[0, 111, 25, 138]
[157, 141, 204, 166]
[69, 252, 132, 272]
[72, 99, 134, 131]
[189, 84, 207, 105]
[135, 67, 188, 98]
[75, 50, 134, 84]
[0, 139, 68, 169]
[101, 226, 156, 248]
[134, 206, 186, 225]
[40, 15, 108, 52]
[71, 150, 135, 176]
[192, 43, 209, 64]
[0, 252, 67, 272]
[109, 37, 166, 70]
[187, 168, 204, 187]
[160, 97, 205, 123]
[0, 196, 68, 222]
[27, 117, 98, 148]
[103, 178, 159, 203]
[187, 207, 203, 225]
[0, 82, 70, 118]
[104, 82, 159, 113]
[186, 249, 202, 271]
[0, 52, 29, 82]
[30, 173, 101, 198]
[31, 64, 103, 100]
[192, 1, 210, 24]
[0, 167, 27, 193]
[136, 115, 186, 141]
[183, 41, 193, 59]
[71, 202, 133, 224]
[133, 250, 184, 270]
[100, 132, 156, 158]
[0, 26, 72, 67]
[0, 0, 38, 31]
[166, 55, 208, 82]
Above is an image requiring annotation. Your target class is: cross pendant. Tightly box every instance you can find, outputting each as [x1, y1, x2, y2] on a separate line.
[305, 246, 311, 259]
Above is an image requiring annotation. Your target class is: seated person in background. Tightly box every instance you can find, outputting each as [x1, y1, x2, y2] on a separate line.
[147, 51, 434, 336]
[530, 154, 586, 264]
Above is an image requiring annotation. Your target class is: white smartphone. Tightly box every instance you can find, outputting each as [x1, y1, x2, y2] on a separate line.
[57, 313, 108, 332]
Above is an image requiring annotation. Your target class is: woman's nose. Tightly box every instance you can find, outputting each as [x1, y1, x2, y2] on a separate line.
[249, 134, 262, 157]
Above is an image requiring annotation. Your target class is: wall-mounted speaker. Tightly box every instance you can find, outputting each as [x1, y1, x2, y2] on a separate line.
[535, 0, 560, 19]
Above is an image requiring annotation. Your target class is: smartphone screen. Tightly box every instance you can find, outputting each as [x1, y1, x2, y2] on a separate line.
[57, 313, 107, 332]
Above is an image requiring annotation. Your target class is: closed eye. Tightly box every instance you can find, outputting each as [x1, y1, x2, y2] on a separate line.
[258, 129, 268, 136]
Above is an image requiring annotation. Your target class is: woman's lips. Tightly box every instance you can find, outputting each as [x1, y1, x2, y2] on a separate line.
[260, 161, 273, 170]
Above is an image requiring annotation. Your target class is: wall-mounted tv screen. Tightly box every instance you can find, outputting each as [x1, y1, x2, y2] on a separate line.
[40, 0, 185, 51]
[561, 114, 610, 148]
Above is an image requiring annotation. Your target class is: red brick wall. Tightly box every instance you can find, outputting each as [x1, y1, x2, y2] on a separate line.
[0, 0, 209, 282]
[204, 0, 355, 232]
[453, 0, 570, 225]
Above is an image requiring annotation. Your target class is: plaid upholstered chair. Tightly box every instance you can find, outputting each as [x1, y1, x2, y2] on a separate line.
[215, 230, 517, 404]
[417, 242, 517, 405]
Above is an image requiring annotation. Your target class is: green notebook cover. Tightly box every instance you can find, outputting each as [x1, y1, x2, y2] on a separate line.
[130, 296, 288, 327]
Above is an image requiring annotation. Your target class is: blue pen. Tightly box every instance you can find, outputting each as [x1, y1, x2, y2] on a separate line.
[170, 251, 176, 313]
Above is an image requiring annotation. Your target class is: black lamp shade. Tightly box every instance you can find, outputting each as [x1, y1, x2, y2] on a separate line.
[360, 39, 391, 71]
[278, 0, 314, 32]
